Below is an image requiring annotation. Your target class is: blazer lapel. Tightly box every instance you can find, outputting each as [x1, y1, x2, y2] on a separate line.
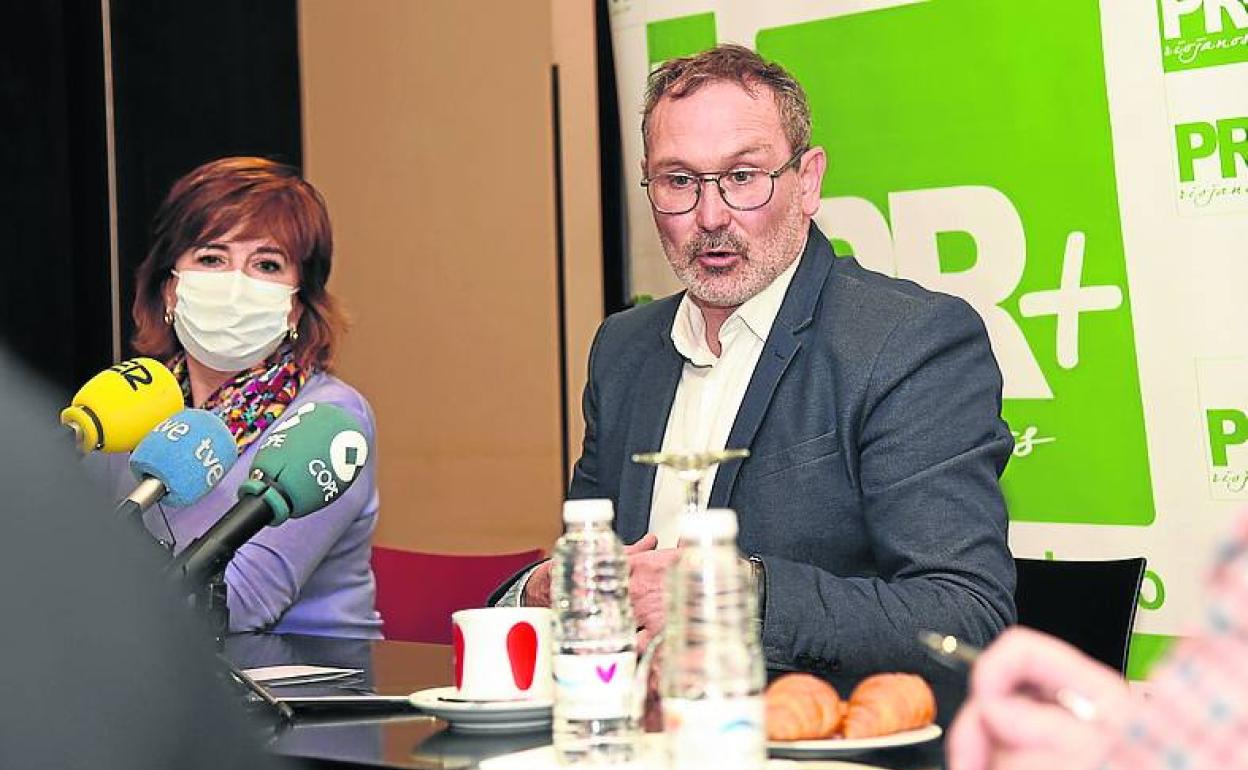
[709, 224, 836, 507]
[615, 306, 683, 544]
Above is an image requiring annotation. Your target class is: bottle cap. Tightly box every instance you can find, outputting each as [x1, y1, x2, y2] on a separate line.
[677, 507, 739, 540]
[562, 498, 615, 524]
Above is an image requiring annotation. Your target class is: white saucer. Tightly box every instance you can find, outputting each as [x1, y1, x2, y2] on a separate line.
[408, 687, 553, 734]
[767, 724, 942, 758]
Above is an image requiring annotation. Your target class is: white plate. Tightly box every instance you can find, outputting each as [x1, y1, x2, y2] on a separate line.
[479, 739, 893, 770]
[409, 686, 553, 734]
[767, 724, 942, 758]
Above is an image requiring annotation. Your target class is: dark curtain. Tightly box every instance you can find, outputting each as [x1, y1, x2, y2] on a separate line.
[0, 0, 302, 394]
[0, 0, 111, 395]
[110, 0, 302, 359]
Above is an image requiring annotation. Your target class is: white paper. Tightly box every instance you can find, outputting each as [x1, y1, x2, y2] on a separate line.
[241, 665, 362, 686]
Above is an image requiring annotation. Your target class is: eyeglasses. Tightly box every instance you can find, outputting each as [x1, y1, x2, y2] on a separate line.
[641, 147, 808, 215]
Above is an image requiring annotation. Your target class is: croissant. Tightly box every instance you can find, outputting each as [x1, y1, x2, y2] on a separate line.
[764, 673, 844, 740]
[841, 673, 936, 739]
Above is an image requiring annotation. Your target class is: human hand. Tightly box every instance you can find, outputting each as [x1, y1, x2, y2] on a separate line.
[624, 532, 660, 557]
[622, 534, 667, 733]
[524, 533, 663, 610]
[625, 534, 679, 651]
[522, 533, 657, 608]
[521, 560, 552, 607]
[946, 627, 1133, 770]
[640, 641, 664, 732]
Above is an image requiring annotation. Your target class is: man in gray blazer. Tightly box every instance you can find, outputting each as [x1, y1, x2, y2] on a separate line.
[513, 44, 1015, 719]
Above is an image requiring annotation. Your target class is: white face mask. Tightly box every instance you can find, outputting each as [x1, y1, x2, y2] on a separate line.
[171, 270, 297, 372]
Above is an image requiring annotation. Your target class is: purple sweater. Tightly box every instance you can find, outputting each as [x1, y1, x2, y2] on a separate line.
[90, 372, 383, 639]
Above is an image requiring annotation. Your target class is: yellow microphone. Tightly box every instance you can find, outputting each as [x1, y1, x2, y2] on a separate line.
[60, 358, 185, 453]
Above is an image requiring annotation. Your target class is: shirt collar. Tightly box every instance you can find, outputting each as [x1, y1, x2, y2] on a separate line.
[670, 235, 807, 365]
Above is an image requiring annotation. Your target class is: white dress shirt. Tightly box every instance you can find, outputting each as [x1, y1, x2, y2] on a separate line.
[497, 246, 804, 606]
[648, 251, 804, 547]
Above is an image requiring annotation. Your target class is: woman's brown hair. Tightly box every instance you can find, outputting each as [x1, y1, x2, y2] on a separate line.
[131, 156, 346, 371]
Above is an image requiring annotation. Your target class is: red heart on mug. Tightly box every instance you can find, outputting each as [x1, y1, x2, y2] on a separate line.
[452, 623, 465, 690]
[506, 621, 538, 690]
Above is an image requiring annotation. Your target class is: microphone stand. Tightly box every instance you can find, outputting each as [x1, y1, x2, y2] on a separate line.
[170, 555, 295, 727]
[115, 489, 176, 556]
[199, 571, 295, 727]
[217, 653, 295, 725]
[111, 471, 294, 726]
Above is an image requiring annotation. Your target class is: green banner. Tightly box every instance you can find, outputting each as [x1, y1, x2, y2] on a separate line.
[614, 0, 1248, 675]
[756, 1, 1154, 525]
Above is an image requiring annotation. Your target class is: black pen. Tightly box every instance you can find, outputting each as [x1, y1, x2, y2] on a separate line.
[918, 630, 1099, 722]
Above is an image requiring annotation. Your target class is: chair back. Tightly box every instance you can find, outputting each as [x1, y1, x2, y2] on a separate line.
[372, 547, 544, 644]
[1013, 556, 1147, 675]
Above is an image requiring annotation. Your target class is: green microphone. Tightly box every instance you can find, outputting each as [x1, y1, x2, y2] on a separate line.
[165, 402, 370, 589]
[242, 402, 371, 524]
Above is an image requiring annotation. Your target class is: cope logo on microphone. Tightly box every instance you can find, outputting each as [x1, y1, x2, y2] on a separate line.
[307, 430, 368, 502]
[307, 460, 340, 501]
[330, 430, 369, 482]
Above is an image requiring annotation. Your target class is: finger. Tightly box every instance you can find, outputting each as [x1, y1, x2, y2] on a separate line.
[628, 549, 682, 575]
[631, 594, 666, 630]
[521, 560, 553, 607]
[945, 700, 991, 770]
[627, 556, 667, 593]
[655, 547, 682, 566]
[979, 694, 1100, 751]
[624, 533, 659, 554]
[971, 627, 1128, 709]
[636, 628, 653, 655]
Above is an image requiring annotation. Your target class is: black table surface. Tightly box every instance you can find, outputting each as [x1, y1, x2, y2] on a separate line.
[224, 634, 945, 770]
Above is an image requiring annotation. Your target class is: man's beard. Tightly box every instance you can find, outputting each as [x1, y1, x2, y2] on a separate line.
[662, 194, 807, 307]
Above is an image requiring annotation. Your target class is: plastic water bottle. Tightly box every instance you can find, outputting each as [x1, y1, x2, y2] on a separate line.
[551, 499, 640, 764]
[662, 508, 766, 770]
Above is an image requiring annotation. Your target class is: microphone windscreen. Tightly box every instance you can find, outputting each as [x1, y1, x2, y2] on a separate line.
[60, 358, 184, 452]
[130, 408, 238, 507]
[245, 402, 369, 523]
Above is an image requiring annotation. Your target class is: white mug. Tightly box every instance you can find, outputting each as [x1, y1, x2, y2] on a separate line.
[451, 607, 554, 702]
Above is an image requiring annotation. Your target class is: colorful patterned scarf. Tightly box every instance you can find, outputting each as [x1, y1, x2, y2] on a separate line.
[170, 346, 309, 451]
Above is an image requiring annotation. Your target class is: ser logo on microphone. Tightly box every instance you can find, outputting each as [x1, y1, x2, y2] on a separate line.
[109, 359, 155, 391]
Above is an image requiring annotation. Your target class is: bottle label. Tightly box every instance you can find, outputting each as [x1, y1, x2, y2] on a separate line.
[662, 696, 766, 770]
[553, 651, 636, 720]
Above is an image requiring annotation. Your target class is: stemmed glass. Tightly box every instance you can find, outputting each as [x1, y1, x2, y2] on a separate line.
[626, 448, 752, 736]
[630, 448, 750, 520]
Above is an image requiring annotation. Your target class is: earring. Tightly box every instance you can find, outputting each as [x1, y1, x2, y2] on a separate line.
[163, 307, 174, 326]
[288, 325, 300, 342]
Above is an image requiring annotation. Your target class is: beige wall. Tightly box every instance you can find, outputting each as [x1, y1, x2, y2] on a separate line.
[299, 1, 602, 555]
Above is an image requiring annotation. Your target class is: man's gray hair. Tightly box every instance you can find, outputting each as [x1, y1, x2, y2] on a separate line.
[642, 44, 812, 161]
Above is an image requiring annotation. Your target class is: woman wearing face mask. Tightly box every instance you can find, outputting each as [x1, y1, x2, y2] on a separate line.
[94, 156, 381, 638]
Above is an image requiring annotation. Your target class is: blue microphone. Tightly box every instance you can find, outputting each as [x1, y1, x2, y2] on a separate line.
[117, 409, 238, 521]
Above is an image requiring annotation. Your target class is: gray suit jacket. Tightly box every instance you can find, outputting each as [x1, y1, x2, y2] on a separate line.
[570, 223, 1016, 718]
